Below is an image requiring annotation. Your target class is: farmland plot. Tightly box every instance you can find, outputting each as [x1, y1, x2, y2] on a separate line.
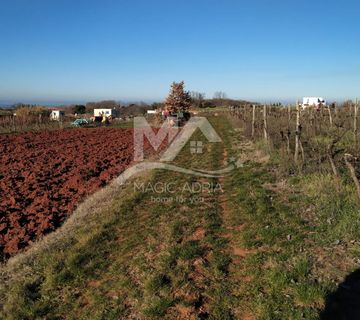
[0, 128, 158, 259]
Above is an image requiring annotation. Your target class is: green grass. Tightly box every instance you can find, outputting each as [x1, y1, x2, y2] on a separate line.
[2, 112, 360, 319]
[223, 114, 360, 319]
[0, 114, 235, 319]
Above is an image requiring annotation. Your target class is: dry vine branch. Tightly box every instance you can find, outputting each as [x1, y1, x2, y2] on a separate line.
[344, 153, 360, 202]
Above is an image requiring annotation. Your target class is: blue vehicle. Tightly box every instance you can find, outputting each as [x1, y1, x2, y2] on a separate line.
[71, 119, 89, 127]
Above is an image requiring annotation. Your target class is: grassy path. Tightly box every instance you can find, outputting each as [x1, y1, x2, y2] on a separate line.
[1, 113, 349, 319]
[0, 114, 239, 319]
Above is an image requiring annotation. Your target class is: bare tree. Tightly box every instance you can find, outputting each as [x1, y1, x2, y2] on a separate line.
[190, 91, 205, 108]
[213, 91, 227, 99]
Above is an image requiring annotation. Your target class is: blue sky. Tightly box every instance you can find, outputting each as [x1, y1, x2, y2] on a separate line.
[0, 0, 359, 104]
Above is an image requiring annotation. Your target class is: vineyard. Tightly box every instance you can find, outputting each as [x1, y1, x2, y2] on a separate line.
[0, 107, 66, 134]
[230, 103, 360, 192]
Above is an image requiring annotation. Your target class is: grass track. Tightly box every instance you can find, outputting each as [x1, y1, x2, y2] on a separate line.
[1, 112, 360, 319]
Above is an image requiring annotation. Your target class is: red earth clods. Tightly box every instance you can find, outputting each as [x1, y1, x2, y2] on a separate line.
[0, 128, 158, 259]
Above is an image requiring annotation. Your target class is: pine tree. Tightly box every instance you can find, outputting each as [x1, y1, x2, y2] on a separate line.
[164, 81, 191, 113]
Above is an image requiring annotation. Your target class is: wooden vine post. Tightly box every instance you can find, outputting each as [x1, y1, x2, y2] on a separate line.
[287, 104, 291, 129]
[294, 101, 301, 164]
[251, 104, 256, 139]
[286, 130, 291, 155]
[327, 105, 333, 128]
[263, 104, 268, 141]
[354, 98, 358, 143]
[12, 115, 16, 133]
[334, 103, 338, 117]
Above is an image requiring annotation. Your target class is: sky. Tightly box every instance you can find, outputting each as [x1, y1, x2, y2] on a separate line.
[0, 0, 360, 105]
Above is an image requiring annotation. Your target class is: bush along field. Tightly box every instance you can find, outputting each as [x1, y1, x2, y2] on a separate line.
[1, 109, 360, 319]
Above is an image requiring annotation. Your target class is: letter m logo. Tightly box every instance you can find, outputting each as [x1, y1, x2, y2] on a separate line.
[134, 117, 222, 162]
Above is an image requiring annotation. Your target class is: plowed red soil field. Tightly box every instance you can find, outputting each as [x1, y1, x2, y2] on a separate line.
[0, 128, 157, 259]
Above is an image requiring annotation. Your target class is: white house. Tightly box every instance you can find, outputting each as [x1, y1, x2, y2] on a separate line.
[94, 108, 113, 117]
[302, 97, 326, 109]
[147, 110, 157, 114]
[50, 110, 65, 121]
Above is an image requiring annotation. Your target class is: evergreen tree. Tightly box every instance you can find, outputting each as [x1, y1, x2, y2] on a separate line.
[164, 81, 191, 113]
